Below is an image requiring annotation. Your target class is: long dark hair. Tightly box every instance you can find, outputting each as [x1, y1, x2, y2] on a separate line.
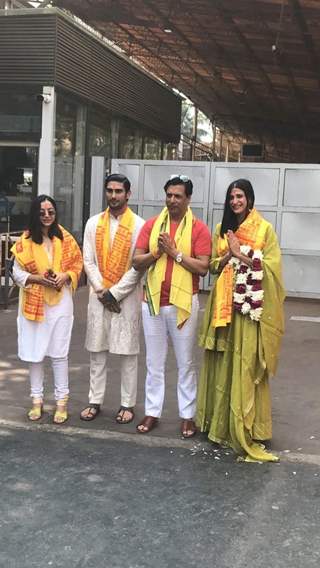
[220, 179, 255, 236]
[27, 195, 63, 244]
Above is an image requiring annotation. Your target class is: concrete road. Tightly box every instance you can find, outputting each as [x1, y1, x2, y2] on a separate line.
[0, 425, 319, 568]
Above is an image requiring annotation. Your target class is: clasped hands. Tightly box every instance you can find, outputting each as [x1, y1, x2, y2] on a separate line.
[226, 230, 241, 258]
[97, 288, 121, 313]
[153, 232, 177, 259]
[38, 270, 70, 291]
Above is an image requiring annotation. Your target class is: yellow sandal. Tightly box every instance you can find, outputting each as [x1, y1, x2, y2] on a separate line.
[28, 398, 43, 421]
[53, 395, 69, 424]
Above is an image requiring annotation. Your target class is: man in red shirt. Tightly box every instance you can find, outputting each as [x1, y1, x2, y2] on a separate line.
[133, 175, 211, 438]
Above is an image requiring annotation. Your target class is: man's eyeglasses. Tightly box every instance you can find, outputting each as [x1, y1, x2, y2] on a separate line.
[40, 209, 56, 217]
[169, 174, 190, 182]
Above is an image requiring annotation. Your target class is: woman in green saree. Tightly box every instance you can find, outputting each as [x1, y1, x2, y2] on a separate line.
[197, 179, 285, 462]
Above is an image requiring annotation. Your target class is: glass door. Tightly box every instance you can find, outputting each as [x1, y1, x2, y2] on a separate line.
[0, 145, 38, 233]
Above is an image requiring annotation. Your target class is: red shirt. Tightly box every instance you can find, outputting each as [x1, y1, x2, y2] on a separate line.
[136, 216, 212, 306]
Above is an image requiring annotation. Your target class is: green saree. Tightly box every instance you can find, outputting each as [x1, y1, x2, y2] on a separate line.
[197, 220, 285, 462]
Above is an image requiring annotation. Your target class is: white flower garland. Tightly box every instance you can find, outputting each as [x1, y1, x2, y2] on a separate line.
[229, 245, 264, 321]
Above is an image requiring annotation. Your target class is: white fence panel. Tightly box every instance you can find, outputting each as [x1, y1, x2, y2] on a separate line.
[112, 159, 320, 299]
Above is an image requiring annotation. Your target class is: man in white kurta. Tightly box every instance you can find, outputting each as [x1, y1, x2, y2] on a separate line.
[80, 173, 144, 424]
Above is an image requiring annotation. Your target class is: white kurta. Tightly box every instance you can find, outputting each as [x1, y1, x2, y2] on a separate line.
[84, 209, 145, 355]
[13, 260, 74, 363]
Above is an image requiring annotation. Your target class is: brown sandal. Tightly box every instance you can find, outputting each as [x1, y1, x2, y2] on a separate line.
[181, 419, 196, 439]
[116, 406, 135, 424]
[80, 404, 100, 421]
[136, 415, 158, 434]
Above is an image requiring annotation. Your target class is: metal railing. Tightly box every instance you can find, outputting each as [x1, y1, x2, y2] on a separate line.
[0, 231, 21, 309]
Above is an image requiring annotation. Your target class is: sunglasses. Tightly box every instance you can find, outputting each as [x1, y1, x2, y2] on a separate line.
[169, 174, 190, 182]
[39, 209, 56, 217]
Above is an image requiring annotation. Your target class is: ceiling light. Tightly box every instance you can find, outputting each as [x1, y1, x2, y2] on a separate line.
[164, 28, 172, 33]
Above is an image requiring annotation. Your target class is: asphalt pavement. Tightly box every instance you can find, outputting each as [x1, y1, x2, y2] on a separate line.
[0, 287, 319, 462]
[0, 425, 319, 568]
[0, 289, 320, 567]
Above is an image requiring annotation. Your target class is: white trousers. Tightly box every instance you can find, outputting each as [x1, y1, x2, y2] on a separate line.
[89, 351, 138, 408]
[142, 295, 199, 419]
[29, 356, 69, 401]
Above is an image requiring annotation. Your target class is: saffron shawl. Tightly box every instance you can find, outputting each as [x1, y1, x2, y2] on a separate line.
[96, 207, 135, 288]
[11, 227, 83, 322]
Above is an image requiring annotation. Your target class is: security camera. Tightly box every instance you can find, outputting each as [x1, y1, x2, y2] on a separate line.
[36, 94, 52, 104]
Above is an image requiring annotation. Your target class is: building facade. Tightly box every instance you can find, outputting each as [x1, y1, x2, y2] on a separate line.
[0, 7, 181, 240]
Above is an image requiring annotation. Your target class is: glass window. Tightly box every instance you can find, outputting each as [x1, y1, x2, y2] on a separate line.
[118, 121, 143, 159]
[88, 110, 111, 158]
[163, 143, 178, 160]
[53, 94, 86, 242]
[0, 145, 38, 232]
[143, 136, 161, 160]
[0, 92, 41, 141]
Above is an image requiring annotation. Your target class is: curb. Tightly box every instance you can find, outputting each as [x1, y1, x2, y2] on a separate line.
[1, 418, 320, 465]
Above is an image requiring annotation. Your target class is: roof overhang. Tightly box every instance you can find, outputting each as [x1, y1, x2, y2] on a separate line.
[14, 0, 320, 148]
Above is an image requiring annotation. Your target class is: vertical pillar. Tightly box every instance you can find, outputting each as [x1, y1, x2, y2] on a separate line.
[219, 132, 223, 160]
[38, 86, 56, 196]
[111, 118, 120, 160]
[160, 140, 164, 160]
[191, 107, 198, 161]
[225, 140, 229, 162]
[211, 120, 216, 161]
[72, 104, 87, 239]
[90, 157, 105, 216]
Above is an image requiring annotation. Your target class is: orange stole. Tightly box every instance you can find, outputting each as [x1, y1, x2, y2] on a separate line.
[12, 227, 83, 322]
[211, 208, 267, 328]
[95, 207, 135, 288]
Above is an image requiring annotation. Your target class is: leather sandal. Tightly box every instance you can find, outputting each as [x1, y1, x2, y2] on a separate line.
[116, 406, 135, 424]
[181, 419, 197, 439]
[53, 396, 69, 425]
[80, 404, 101, 421]
[28, 398, 43, 421]
[136, 415, 158, 434]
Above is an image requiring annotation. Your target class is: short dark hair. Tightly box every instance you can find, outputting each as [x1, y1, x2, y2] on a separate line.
[27, 194, 63, 244]
[105, 173, 131, 193]
[164, 175, 193, 197]
[220, 179, 255, 236]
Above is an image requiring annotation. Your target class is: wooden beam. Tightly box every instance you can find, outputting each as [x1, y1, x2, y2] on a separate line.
[251, 1, 308, 132]
[184, 10, 270, 120]
[105, 3, 241, 131]
[212, 0, 285, 115]
[112, 21, 236, 133]
[289, 0, 320, 90]
[145, 0, 246, 110]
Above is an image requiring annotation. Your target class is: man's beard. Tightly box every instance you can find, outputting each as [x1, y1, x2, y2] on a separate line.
[107, 199, 127, 212]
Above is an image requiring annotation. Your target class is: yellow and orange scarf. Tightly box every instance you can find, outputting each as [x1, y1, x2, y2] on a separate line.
[11, 227, 83, 322]
[212, 208, 269, 328]
[95, 207, 135, 288]
[146, 207, 193, 328]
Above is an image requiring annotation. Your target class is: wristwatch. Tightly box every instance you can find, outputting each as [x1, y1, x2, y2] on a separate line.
[175, 251, 183, 263]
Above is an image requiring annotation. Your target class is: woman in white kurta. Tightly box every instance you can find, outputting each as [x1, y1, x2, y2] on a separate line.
[11, 195, 83, 423]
